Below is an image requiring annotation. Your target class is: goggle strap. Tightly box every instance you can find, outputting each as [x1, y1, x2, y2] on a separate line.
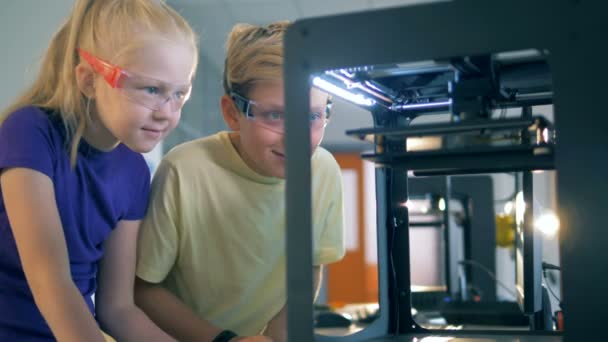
[230, 92, 252, 117]
[77, 48, 123, 88]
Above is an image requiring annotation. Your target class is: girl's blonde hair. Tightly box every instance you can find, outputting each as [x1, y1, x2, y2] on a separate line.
[1, 0, 199, 165]
[223, 21, 289, 96]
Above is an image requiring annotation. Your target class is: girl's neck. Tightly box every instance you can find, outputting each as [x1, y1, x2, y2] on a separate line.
[82, 115, 119, 152]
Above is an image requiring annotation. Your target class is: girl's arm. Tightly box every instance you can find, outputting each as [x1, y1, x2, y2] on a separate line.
[95, 219, 176, 341]
[0, 168, 106, 342]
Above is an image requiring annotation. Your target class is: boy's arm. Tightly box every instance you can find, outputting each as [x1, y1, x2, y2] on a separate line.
[1, 168, 106, 342]
[134, 278, 273, 342]
[313, 265, 323, 301]
[264, 266, 323, 342]
[95, 219, 176, 342]
[134, 277, 224, 341]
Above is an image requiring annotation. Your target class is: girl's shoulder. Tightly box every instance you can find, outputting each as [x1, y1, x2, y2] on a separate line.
[2, 105, 55, 130]
[112, 143, 148, 167]
[0, 105, 64, 147]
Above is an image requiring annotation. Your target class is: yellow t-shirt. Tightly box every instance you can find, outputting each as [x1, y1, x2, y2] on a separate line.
[102, 330, 116, 342]
[136, 131, 345, 335]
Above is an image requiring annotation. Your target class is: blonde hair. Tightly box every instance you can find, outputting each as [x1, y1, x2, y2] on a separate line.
[0, 0, 199, 166]
[223, 21, 289, 96]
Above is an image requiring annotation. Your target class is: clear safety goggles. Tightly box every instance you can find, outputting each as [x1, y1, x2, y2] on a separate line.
[77, 48, 192, 112]
[230, 91, 330, 134]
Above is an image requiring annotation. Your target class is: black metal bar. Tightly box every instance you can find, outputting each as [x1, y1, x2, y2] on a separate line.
[442, 177, 453, 298]
[522, 171, 543, 316]
[379, 167, 399, 335]
[521, 106, 544, 327]
[387, 167, 422, 334]
[373, 165, 394, 338]
[284, 25, 314, 342]
[362, 145, 554, 174]
[408, 221, 445, 227]
[346, 116, 550, 139]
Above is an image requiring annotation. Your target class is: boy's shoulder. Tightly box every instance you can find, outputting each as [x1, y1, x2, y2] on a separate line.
[311, 147, 343, 187]
[312, 146, 340, 173]
[162, 131, 228, 166]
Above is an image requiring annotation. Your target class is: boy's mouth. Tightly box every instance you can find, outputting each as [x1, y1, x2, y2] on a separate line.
[272, 150, 285, 158]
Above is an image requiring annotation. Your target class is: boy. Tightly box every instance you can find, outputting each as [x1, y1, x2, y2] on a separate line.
[134, 21, 345, 342]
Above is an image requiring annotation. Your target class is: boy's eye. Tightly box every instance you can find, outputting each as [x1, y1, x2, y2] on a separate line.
[142, 86, 160, 95]
[174, 86, 192, 100]
[174, 91, 185, 100]
[263, 112, 283, 121]
[309, 112, 322, 122]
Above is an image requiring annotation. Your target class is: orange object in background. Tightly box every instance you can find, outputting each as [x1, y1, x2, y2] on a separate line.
[556, 310, 564, 331]
[326, 153, 379, 306]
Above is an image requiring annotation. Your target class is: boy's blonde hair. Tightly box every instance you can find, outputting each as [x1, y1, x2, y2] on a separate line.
[223, 21, 289, 96]
[1, 0, 199, 165]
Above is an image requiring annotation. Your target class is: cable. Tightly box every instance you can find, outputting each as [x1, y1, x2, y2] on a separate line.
[541, 262, 561, 271]
[541, 262, 562, 308]
[458, 259, 519, 300]
[542, 270, 562, 307]
[388, 171, 399, 339]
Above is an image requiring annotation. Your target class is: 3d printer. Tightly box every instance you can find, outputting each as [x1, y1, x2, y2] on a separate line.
[314, 45, 554, 325]
[283, 1, 607, 341]
[315, 51, 555, 172]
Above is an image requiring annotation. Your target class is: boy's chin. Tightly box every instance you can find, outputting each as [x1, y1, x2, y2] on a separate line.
[269, 171, 286, 179]
[267, 167, 286, 179]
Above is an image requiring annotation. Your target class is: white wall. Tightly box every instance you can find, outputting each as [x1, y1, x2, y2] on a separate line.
[0, 1, 168, 170]
[0, 0, 74, 110]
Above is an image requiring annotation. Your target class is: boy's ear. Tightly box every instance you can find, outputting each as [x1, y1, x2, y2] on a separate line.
[221, 95, 241, 131]
[75, 63, 96, 99]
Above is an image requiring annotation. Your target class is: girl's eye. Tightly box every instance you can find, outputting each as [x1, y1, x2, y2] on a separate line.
[174, 91, 185, 100]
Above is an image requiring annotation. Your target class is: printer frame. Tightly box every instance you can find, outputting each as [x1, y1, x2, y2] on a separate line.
[283, 0, 608, 341]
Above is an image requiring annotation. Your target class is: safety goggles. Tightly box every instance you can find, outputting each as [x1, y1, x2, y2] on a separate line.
[77, 48, 192, 112]
[230, 91, 330, 134]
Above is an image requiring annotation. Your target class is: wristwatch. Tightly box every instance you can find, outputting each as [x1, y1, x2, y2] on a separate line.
[212, 329, 238, 342]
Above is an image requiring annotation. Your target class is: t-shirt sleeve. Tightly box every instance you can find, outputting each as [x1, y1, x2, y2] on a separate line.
[0, 107, 55, 177]
[122, 158, 151, 220]
[136, 158, 181, 283]
[313, 156, 346, 266]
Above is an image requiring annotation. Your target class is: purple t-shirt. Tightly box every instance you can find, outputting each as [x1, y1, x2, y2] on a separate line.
[0, 106, 150, 341]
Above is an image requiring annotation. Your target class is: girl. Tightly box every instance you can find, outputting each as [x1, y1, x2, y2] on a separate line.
[0, 0, 198, 341]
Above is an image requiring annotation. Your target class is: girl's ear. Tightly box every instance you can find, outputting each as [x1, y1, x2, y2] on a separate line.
[221, 95, 241, 131]
[75, 63, 96, 99]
